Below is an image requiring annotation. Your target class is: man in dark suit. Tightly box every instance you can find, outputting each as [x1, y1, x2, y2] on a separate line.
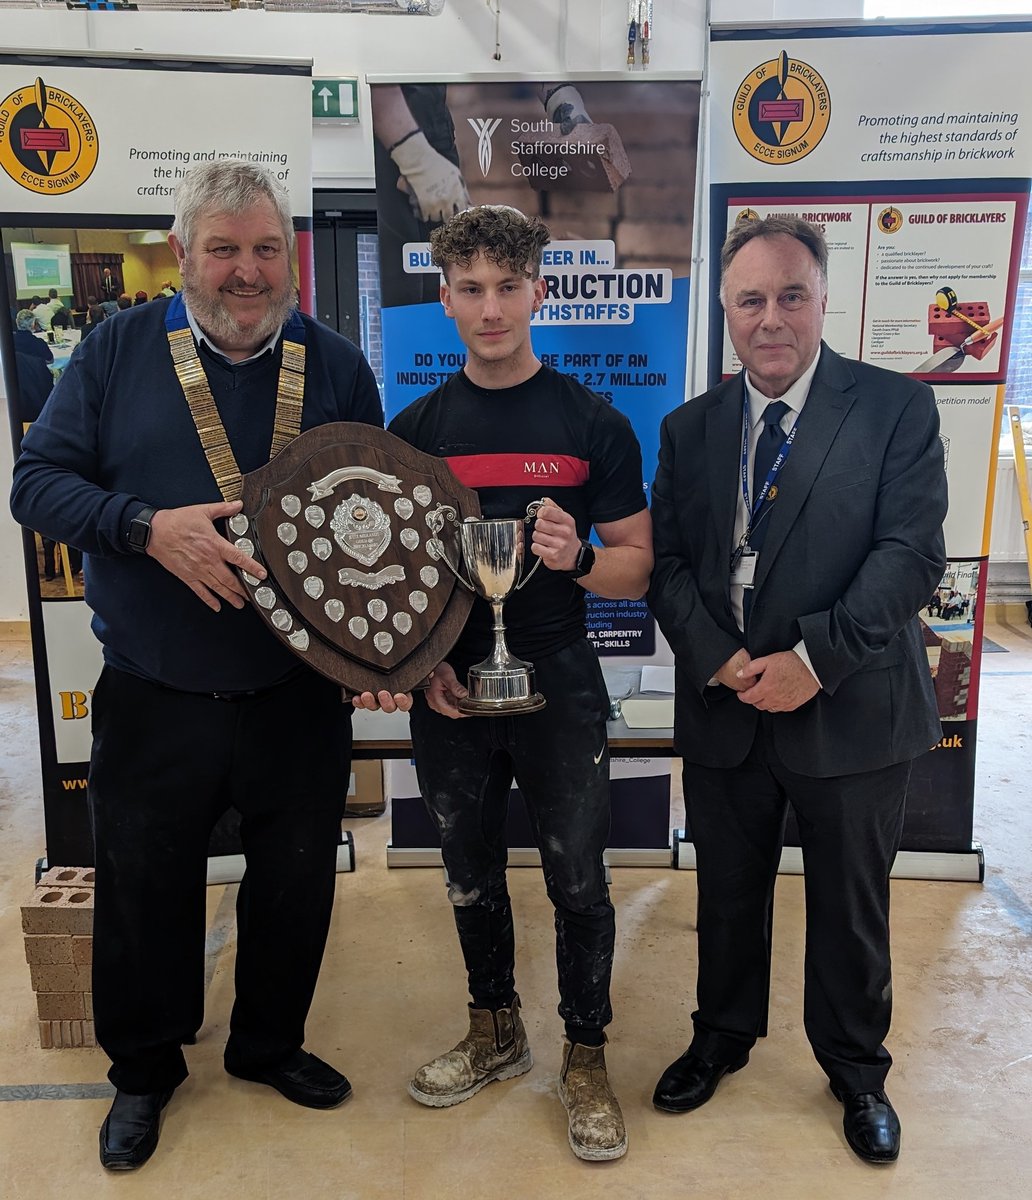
[647, 216, 947, 1165]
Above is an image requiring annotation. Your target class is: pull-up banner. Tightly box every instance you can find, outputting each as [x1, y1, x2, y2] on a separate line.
[0, 51, 313, 866]
[705, 20, 1032, 872]
[371, 76, 700, 658]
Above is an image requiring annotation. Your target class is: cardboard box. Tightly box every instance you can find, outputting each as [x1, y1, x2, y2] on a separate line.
[346, 760, 387, 817]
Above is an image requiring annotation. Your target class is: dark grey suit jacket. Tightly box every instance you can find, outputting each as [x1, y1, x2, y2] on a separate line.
[648, 344, 948, 778]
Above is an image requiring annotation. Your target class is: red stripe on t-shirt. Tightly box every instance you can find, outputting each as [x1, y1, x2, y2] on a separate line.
[446, 453, 590, 489]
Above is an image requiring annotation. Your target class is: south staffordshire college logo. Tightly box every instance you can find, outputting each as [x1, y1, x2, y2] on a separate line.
[467, 117, 502, 176]
[732, 50, 830, 165]
[0, 76, 99, 195]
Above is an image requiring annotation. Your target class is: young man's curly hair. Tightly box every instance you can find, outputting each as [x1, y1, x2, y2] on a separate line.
[430, 206, 552, 280]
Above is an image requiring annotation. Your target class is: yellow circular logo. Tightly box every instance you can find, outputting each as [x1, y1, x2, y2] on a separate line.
[735, 208, 761, 225]
[0, 77, 99, 196]
[877, 206, 904, 235]
[732, 51, 830, 165]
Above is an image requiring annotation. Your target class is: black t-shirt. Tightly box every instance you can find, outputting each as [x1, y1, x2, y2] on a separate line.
[388, 364, 646, 664]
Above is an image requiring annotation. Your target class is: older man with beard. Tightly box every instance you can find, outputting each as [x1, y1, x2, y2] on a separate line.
[11, 161, 385, 1171]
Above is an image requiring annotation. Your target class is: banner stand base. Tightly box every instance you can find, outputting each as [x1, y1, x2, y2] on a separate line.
[386, 843, 672, 869]
[672, 831, 984, 883]
[204, 833, 356, 884]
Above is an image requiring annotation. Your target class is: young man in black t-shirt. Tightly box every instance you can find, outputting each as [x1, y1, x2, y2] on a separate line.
[388, 206, 653, 1162]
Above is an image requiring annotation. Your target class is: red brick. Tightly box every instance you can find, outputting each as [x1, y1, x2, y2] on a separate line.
[515, 123, 630, 193]
[621, 185, 698, 223]
[616, 221, 693, 260]
[609, 147, 692, 184]
[542, 218, 615, 243]
[965, 333, 998, 361]
[23, 935, 73, 966]
[38, 1021, 53, 1050]
[543, 190, 621, 220]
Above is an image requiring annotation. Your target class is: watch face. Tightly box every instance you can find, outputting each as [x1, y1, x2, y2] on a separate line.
[573, 541, 594, 576]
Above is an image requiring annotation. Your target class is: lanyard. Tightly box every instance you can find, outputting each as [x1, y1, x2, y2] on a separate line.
[165, 292, 306, 501]
[740, 380, 798, 532]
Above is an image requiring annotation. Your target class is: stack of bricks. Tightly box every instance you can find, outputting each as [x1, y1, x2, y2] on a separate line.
[927, 301, 997, 360]
[21, 867, 96, 1049]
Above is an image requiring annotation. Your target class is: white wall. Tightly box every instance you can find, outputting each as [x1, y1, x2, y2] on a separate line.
[0, 1, 709, 190]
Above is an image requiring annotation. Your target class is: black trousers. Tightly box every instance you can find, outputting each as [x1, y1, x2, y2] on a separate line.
[409, 639, 615, 1037]
[682, 719, 910, 1094]
[88, 665, 352, 1094]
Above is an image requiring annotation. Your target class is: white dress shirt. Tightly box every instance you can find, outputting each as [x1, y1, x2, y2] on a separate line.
[730, 351, 822, 686]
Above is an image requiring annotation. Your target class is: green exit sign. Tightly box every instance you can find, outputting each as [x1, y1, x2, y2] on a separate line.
[312, 78, 359, 124]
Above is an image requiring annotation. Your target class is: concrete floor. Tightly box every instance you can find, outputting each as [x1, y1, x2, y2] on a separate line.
[0, 610, 1030, 1199]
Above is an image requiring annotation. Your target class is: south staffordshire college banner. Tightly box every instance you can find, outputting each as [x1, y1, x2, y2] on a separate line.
[0, 51, 313, 866]
[705, 20, 1032, 876]
[371, 76, 699, 866]
[371, 75, 700, 661]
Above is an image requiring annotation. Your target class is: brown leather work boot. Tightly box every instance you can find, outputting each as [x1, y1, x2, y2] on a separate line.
[558, 1037, 628, 1161]
[408, 996, 532, 1108]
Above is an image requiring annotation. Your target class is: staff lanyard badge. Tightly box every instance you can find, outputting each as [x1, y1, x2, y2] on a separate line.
[730, 384, 797, 589]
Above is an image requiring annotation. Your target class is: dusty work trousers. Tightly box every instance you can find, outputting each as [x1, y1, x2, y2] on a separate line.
[409, 639, 616, 1036]
[682, 717, 910, 1094]
[88, 665, 351, 1094]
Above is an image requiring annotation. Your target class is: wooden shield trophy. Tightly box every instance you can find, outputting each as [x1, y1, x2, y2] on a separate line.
[230, 422, 481, 695]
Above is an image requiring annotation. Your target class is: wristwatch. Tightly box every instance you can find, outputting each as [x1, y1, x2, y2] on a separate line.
[564, 539, 596, 580]
[127, 505, 157, 554]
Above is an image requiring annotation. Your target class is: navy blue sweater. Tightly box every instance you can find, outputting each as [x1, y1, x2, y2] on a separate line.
[11, 298, 383, 691]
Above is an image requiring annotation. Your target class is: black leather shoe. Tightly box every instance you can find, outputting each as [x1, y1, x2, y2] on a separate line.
[99, 1087, 175, 1171]
[652, 1049, 749, 1113]
[831, 1084, 901, 1163]
[226, 1049, 352, 1109]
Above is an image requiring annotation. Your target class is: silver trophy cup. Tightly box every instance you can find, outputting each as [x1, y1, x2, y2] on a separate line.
[427, 500, 547, 714]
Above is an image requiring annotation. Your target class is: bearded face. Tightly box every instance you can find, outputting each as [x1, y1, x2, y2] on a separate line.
[171, 199, 296, 358]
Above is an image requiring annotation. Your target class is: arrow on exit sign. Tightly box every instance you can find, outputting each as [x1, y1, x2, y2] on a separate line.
[312, 78, 359, 123]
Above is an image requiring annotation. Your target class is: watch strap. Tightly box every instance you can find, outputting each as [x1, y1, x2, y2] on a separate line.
[564, 538, 596, 579]
[128, 505, 157, 554]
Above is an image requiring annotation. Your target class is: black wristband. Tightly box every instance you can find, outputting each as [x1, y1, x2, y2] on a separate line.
[127, 505, 157, 554]
[387, 128, 421, 154]
[563, 539, 596, 580]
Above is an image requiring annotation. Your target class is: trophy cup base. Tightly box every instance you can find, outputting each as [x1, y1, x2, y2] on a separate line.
[459, 693, 547, 716]
[458, 662, 547, 716]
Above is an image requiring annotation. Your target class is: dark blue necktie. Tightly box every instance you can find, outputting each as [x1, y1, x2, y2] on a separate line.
[743, 399, 790, 627]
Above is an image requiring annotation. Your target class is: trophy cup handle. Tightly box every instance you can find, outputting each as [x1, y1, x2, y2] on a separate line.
[514, 498, 548, 591]
[425, 504, 475, 592]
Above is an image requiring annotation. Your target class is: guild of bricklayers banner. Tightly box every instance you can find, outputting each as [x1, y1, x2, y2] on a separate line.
[705, 20, 1032, 872]
[0, 51, 314, 865]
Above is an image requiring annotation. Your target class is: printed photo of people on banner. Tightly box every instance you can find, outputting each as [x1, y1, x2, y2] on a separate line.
[371, 78, 701, 658]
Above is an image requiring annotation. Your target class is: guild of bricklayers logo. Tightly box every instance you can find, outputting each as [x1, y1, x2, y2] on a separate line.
[0, 76, 99, 195]
[877, 206, 904, 235]
[732, 50, 830, 166]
